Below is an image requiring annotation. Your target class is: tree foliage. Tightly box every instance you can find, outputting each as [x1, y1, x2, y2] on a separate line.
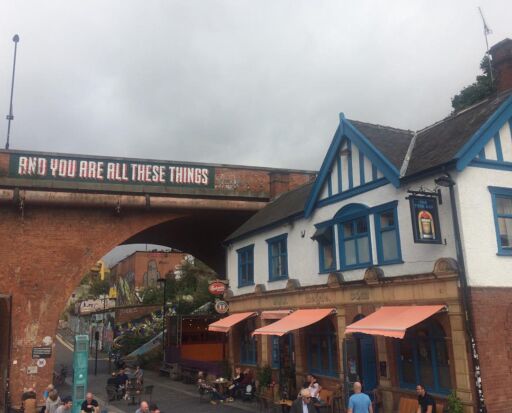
[140, 258, 216, 315]
[451, 55, 496, 112]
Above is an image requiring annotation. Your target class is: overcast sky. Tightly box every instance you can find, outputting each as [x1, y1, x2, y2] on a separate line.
[0, 1, 510, 171]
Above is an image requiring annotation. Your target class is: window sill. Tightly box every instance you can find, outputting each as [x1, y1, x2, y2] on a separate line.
[340, 262, 372, 271]
[318, 269, 336, 275]
[238, 282, 255, 288]
[268, 276, 288, 282]
[497, 250, 512, 256]
[377, 259, 404, 266]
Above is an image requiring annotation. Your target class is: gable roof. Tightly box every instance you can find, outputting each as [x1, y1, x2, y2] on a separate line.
[404, 90, 512, 177]
[225, 182, 314, 242]
[348, 120, 414, 170]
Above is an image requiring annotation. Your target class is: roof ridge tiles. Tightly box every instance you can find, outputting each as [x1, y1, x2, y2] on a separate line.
[348, 119, 414, 135]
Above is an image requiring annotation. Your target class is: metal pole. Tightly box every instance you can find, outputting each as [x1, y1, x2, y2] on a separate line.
[94, 337, 98, 376]
[447, 176, 487, 413]
[162, 279, 167, 359]
[5, 35, 19, 150]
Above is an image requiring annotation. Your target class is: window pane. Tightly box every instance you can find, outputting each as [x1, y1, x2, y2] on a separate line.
[400, 340, 416, 385]
[498, 217, 512, 247]
[272, 256, 281, 276]
[435, 339, 451, 390]
[357, 236, 370, 263]
[321, 241, 334, 270]
[321, 337, 329, 371]
[310, 336, 320, 369]
[355, 218, 367, 234]
[344, 239, 357, 265]
[382, 230, 398, 261]
[271, 242, 280, 257]
[496, 196, 512, 215]
[380, 210, 395, 228]
[418, 339, 435, 388]
[343, 222, 354, 237]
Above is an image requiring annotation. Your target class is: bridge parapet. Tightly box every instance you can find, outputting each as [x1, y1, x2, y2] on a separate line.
[0, 150, 316, 203]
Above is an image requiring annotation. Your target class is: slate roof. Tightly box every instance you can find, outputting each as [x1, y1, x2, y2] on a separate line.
[225, 182, 314, 242]
[348, 120, 414, 170]
[405, 90, 512, 177]
[226, 91, 512, 241]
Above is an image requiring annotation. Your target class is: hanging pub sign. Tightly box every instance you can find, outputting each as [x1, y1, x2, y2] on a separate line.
[214, 300, 229, 314]
[208, 279, 227, 296]
[409, 195, 442, 244]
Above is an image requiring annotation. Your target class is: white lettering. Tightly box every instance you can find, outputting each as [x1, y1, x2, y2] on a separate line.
[79, 161, 88, 178]
[50, 159, 59, 177]
[18, 157, 28, 175]
[107, 163, 116, 180]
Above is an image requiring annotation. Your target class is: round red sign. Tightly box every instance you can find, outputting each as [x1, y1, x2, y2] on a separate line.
[208, 281, 226, 295]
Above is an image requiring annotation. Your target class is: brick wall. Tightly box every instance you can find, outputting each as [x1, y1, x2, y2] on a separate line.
[469, 287, 512, 413]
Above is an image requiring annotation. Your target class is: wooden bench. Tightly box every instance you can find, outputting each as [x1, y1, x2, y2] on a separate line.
[316, 389, 334, 413]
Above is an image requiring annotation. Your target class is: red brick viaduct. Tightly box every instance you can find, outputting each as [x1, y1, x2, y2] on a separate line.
[0, 149, 316, 407]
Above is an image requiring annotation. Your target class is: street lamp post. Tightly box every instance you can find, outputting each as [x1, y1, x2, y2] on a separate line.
[156, 277, 168, 363]
[5, 34, 20, 150]
[435, 173, 487, 413]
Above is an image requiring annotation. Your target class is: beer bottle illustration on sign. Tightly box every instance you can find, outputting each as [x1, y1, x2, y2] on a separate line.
[418, 210, 435, 239]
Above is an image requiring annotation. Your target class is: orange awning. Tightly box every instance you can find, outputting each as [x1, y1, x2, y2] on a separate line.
[344, 305, 446, 339]
[252, 308, 336, 336]
[208, 312, 256, 333]
[261, 310, 292, 320]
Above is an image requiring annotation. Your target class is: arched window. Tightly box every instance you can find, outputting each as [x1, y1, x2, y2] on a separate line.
[334, 204, 372, 269]
[306, 318, 339, 377]
[397, 320, 451, 394]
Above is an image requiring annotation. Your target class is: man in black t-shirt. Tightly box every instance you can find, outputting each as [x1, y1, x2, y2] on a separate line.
[80, 392, 99, 413]
[416, 384, 436, 413]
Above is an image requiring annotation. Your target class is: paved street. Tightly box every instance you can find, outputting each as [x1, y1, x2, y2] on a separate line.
[54, 339, 257, 413]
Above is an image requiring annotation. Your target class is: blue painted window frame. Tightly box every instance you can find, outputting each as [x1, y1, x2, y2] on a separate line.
[396, 321, 451, 395]
[271, 336, 280, 369]
[237, 245, 255, 287]
[266, 234, 289, 281]
[374, 201, 403, 265]
[306, 319, 339, 377]
[336, 205, 372, 270]
[315, 225, 337, 274]
[240, 322, 257, 366]
[489, 186, 512, 256]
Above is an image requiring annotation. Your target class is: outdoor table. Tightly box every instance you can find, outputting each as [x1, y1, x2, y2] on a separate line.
[212, 378, 231, 396]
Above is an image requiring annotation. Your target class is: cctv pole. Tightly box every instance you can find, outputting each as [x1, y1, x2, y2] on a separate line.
[5, 34, 20, 150]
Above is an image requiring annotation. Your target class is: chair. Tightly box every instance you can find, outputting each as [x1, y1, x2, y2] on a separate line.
[143, 385, 154, 403]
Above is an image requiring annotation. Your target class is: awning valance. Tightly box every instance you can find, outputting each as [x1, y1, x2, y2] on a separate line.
[344, 305, 446, 339]
[252, 308, 335, 336]
[208, 312, 256, 333]
[260, 310, 292, 320]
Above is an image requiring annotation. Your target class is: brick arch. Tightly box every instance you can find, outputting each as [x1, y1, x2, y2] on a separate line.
[0, 205, 239, 405]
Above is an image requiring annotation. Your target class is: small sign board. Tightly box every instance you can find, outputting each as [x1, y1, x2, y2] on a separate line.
[409, 196, 442, 244]
[208, 280, 227, 296]
[214, 300, 229, 314]
[32, 346, 52, 359]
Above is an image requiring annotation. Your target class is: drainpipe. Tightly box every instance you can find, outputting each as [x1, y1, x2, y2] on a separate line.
[435, 173, 486, 413]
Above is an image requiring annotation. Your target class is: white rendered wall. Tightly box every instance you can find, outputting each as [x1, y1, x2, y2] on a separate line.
[227, 176, 458, 296]
[456, 166, 512, 287]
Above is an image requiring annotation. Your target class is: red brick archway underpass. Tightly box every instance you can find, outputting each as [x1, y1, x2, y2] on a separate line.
[0, 149, 316, 408]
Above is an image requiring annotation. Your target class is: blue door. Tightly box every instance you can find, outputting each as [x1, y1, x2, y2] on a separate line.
[358, 333, 377, 392]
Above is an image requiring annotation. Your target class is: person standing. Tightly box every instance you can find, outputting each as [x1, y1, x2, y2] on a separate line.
[80, 392, 99, 413]
[416, 384, 436, 413]
[135, 401, 150, 413]
[347, 382, 372, 413]
[45, 390, 61, 413]
[290, 389, 316, 413]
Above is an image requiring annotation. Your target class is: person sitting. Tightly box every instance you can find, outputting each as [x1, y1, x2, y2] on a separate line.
[197, 371, 226, 405]
[22, 388, 37, 413]
[228, 366, 244, 398]
[290, 389, 316, 413]
[307, 374, 322, 403]
[45, 390, 61, 413]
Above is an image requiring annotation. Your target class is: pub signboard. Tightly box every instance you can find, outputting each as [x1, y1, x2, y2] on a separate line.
[409, 195, 442, 244]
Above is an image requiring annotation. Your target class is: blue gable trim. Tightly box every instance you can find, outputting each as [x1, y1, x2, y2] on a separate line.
[455, 95, 512, 171]
[304, 114, 400, 218]
[470, 159, 512, 171]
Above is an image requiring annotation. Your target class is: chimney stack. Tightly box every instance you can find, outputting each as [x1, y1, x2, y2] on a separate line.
[489, 38, 512, 93]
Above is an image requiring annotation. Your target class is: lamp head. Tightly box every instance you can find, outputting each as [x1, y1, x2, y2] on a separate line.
[435, 174, 455, 187]
[13, 34, 19, 43]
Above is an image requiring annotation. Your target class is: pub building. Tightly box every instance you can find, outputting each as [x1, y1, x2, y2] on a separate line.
[209, 39, 512, 413]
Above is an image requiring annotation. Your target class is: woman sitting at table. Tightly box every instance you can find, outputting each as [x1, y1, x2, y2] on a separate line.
[228, 367, 244, 398]
[306, 374, 323, 404]
[197, 371, 226, 405]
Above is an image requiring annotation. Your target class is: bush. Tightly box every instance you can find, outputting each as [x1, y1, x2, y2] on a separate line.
[256, 365, 272, 388]
[447, 391, 464, 413]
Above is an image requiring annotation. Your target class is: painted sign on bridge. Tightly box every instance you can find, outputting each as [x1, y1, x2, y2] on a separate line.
[9, 152, 214, 188]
